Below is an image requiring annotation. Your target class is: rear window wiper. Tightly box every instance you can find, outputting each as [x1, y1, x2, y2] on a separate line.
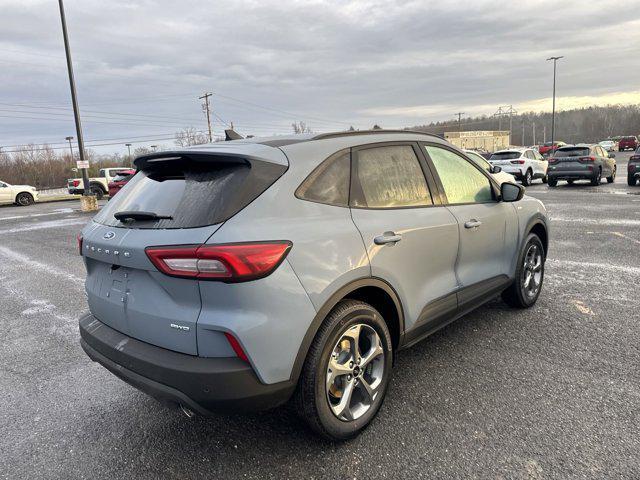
[114, 210, 173, 222]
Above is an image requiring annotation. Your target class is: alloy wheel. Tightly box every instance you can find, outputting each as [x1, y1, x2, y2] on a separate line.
[326, 324, 385, 421]
[521, 243, 543, 300]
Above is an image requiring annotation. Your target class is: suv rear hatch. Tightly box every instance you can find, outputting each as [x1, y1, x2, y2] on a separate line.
[82, 146, 288, 355]
[489, 151, 521, 166]
[549, 147, 591, 171]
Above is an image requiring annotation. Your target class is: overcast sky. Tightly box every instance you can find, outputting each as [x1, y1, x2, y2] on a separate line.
[2, 0, 640, 154]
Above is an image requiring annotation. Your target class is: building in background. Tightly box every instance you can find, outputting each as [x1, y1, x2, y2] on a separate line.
[445, 130, 511, 152]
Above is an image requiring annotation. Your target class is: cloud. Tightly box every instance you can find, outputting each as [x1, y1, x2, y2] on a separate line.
[0, 0, 639, 152]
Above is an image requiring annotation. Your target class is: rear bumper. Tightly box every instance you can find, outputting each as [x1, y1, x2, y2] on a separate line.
[68, 188, 83, 195]
[79, 314, 295, 414]
[548, 170, 595, 181]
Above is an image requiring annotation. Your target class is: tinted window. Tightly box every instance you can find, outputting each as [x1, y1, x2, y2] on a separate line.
[489, 152, 521, 160]
[554, 147, 590, 157]
[425, 146, 494, 204]
[94, 157, 285, 229]
[352, 145, 431, 208]
[296, 150, 350, 206]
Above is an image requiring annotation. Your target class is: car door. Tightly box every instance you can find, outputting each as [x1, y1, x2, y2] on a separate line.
[533, 149, 548, 177]
[349, 142, 460, 337]
[0, 182, 11, 204]
[599, 146, 614, 176]
[421, 144, 518, 309]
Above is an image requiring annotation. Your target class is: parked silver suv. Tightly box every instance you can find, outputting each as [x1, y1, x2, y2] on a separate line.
[78, 130, 549, 440]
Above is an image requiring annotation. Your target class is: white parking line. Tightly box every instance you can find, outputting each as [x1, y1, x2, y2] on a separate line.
[0, 217, 86, 235]
[551, 217, 640, 227]
[0, 208, 74, 222]
[548, 258, 640, 275]
[0, 246, 85, 285]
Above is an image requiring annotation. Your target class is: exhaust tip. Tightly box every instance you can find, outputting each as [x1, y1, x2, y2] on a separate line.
[179, 404, 196, 419]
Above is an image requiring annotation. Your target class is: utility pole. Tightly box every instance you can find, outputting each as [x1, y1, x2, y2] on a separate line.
[532, 122, 536, 145]
[454, 112, 465, 132]
[547, 56, 563, 153]
[199, 92, 213, 142]
[125, 143, 132, 166]
[543, 124, 546, 143]
[58, 0, 95, 211]
[65, 136, 74, 165]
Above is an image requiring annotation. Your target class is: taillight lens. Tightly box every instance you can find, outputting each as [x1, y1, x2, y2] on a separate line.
[72, 180, 80, 187]
[578, 156, 596, 163]
[77, 233, 83, 255]
[548, 158, 559, 164]
[145, 241, 292, 282]
[510, 159, 525, 164]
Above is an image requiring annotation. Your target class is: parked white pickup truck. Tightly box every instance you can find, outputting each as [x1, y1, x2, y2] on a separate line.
[68, 167, 132, 199]
[0, 180, 39, 206]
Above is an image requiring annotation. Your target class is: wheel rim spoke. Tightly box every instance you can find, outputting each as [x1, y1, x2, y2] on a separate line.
[326, 323, 385, 422]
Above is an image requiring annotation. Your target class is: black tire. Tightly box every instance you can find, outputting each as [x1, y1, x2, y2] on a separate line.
[15, 192, 34, 206]
[567, 179, 574, 185]
[606, 167, 616, 183]
[522, 169, 533, 186]
[629, 175, 638, 186]
[590, 169, 602, 186]
[548, 178, 558, 187]
[89, 185, 104, 200]
[502, 233, 545, 309]
[542, 175, 548, 184]
[295, 299, 393, 441]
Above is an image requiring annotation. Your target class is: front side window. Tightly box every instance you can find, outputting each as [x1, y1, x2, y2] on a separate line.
[296, 150, 350, 206]
[351, 145, 432, 208]
[424, 146, 494, 205]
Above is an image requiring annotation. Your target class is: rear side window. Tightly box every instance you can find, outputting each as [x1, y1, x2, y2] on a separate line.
[296, 150, 350, 207]
[94, 155, 286, 229]
[351, 145, 432, 208]
[425, 146, 494, 205]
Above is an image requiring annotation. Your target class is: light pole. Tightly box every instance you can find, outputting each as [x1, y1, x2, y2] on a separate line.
[65, 136, 74, 165]
[58, 0, 95, 210]
[547, 56, 563, 153]
[125, 143, 132, 165]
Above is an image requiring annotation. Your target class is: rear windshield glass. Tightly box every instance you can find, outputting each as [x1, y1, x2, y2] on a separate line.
[489, 152, 520, 160]
[554, 147, 590, 157]
[93, 157, 285, 229]
[112, 173, 134, 182]
[622, 136, 637, 141]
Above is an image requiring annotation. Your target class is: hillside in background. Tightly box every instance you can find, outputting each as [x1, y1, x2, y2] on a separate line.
[409, 104, 640, 146]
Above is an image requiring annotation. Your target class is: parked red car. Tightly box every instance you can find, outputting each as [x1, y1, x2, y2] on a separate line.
[107, 169, 135, 198]
[618, 136, 638, 151]
[539, 141, 566, 156]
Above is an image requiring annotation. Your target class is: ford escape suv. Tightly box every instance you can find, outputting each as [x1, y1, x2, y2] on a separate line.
[78, 130, 549, 440]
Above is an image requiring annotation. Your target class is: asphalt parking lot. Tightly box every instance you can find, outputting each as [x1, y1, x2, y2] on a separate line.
[1, 152, 638, 479]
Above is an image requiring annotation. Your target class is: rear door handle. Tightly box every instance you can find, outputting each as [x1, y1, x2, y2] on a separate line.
[374, 231, 402, 245]
[464, 219, 482, 229]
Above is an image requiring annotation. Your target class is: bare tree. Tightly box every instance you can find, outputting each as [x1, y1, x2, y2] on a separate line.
[291, 121, 312, 134]
[175, 127, 209, 147]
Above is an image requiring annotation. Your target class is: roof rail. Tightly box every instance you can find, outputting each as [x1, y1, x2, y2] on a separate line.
[311, 129, 445, 141]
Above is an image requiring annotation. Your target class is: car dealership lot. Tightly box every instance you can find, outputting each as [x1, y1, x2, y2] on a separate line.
[1, 152, 638, 479]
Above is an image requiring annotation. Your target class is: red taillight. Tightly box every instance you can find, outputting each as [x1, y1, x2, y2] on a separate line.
[224, 332, 249, 362]
[578, 156, 596, 163]
[548, 158, 559, 164]
[145, 241, 292, 282]
[510, 159, 525, 164]
[77, 233, 83, 255]
[72, 180, 80, 187]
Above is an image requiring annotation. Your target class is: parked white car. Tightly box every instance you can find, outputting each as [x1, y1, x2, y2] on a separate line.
[0, 180, 39, 206]
[488, 148, 548, 186]
[598, 140, 616, 152]
[464, 150, 516, 184]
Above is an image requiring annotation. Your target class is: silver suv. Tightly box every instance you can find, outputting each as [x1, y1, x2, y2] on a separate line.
[78, 130, 549, 440]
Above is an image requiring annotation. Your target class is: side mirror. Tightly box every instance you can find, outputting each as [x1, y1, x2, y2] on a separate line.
[490, 165, 502, 174]
[609, 153, 616, 158]
[501, 182, 525, 202]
